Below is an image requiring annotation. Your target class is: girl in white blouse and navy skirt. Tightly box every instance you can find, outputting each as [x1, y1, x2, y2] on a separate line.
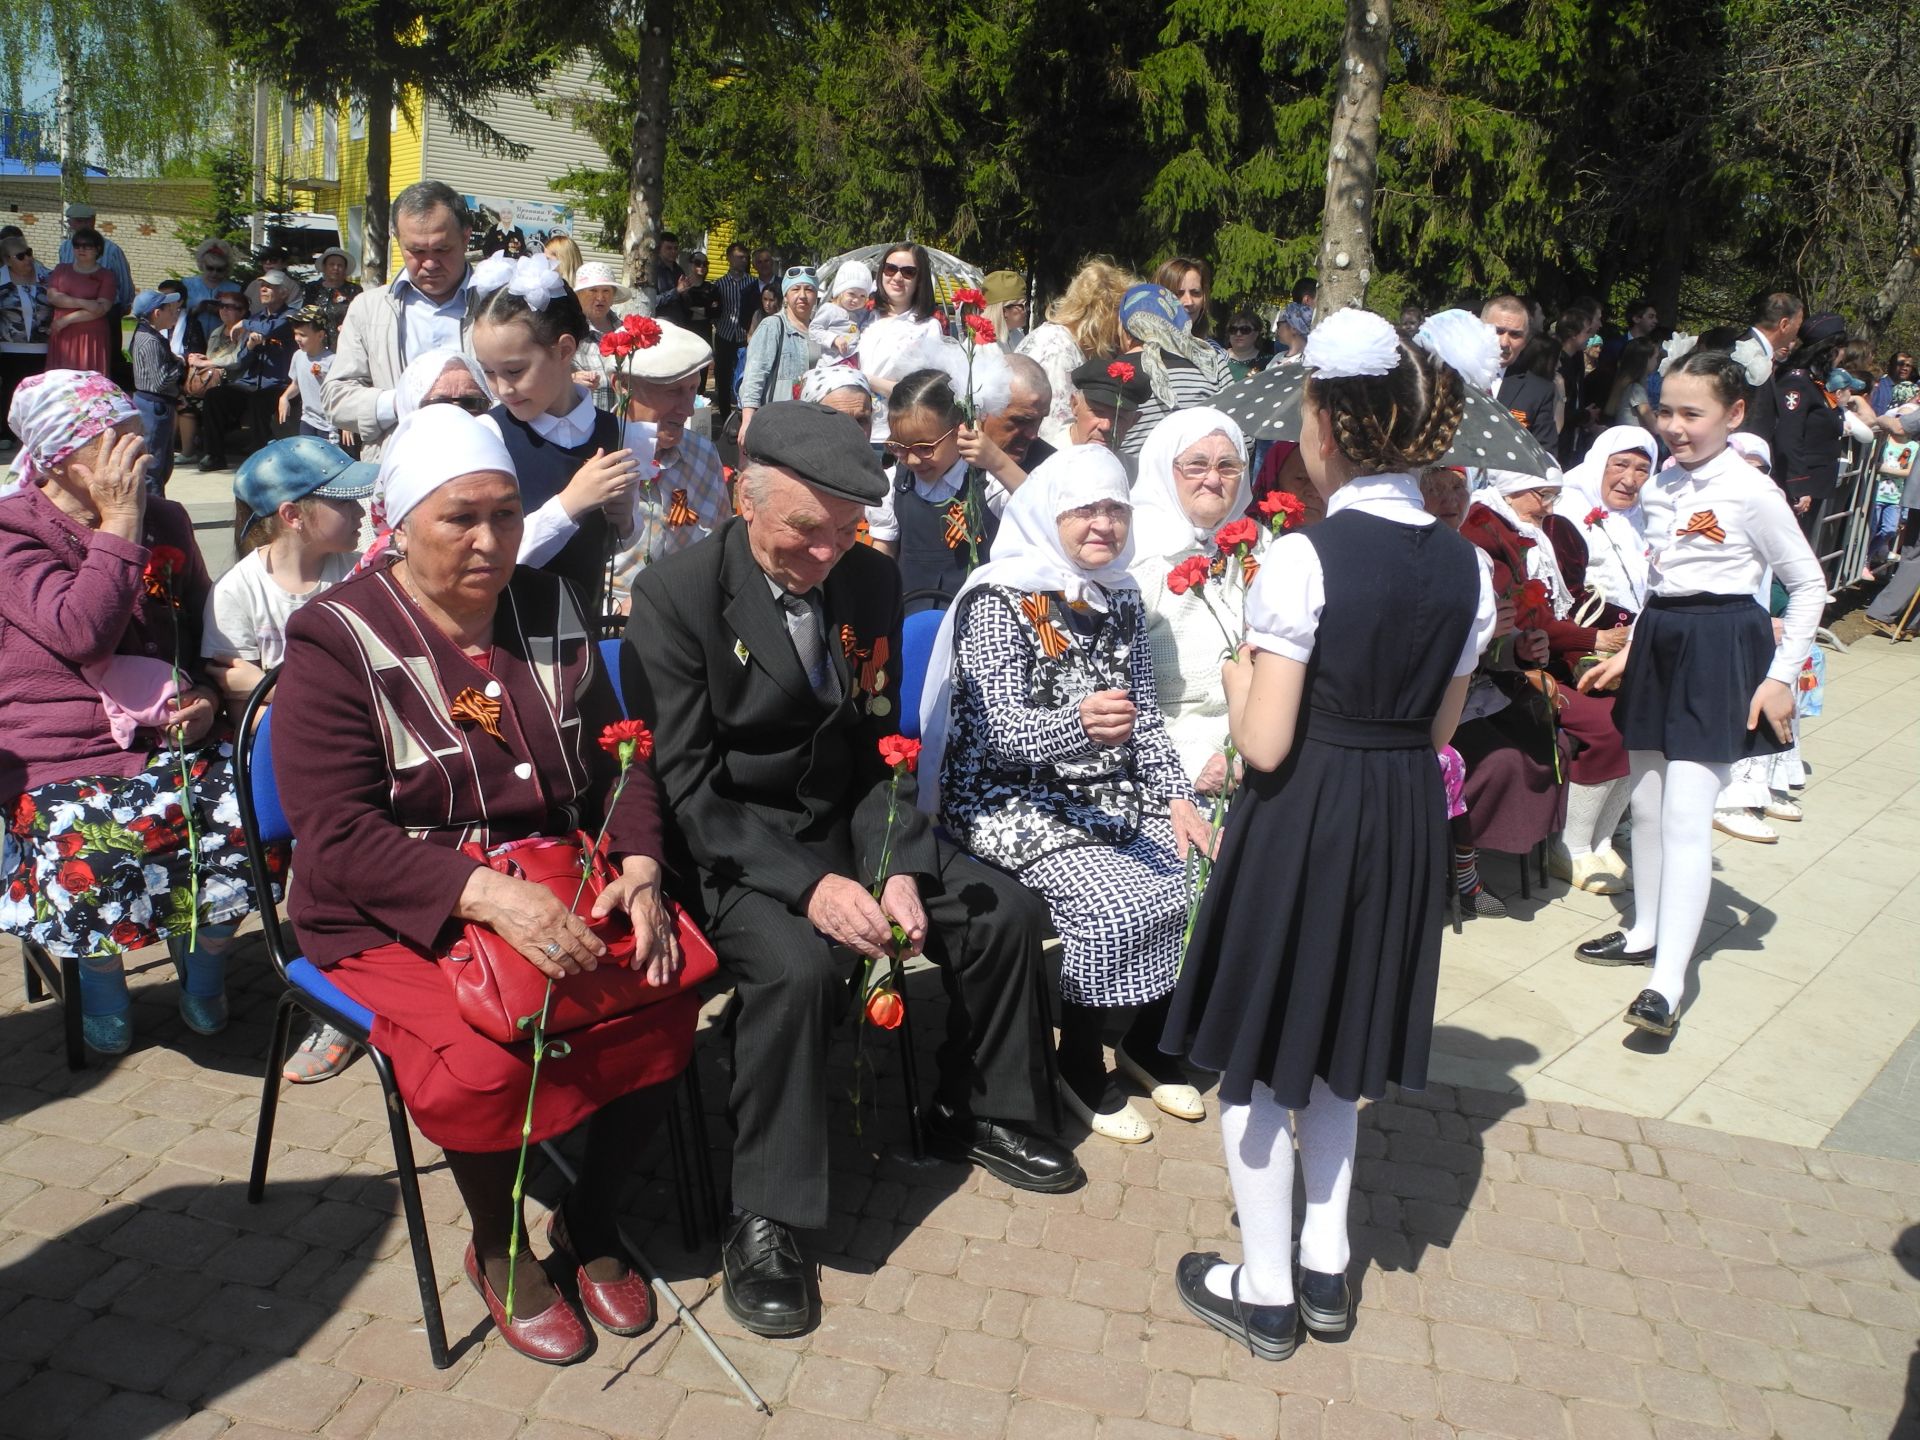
[1575, 349, 1824, 1037]
[1161, 310, 1495, 1360]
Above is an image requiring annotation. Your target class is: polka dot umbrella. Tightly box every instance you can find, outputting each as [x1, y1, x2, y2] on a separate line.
[1213, 364, 1564, 481]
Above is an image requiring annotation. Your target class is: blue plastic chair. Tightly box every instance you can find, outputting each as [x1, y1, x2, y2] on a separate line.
[237, 658, 718, 1370]
[897, 607, 947, 742]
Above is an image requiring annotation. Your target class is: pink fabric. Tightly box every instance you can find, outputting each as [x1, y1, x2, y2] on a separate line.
[0, 485, 210, 796]
[1437, 745, 1466, 819]
[81, 655, 179, 748]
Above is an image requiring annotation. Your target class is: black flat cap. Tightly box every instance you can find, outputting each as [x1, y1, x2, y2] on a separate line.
[741, 400, 887, 503]
[1070, 355, 1153, 409]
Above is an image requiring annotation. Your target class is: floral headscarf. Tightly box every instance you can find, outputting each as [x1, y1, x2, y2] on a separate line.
[3, 369, 140, 497]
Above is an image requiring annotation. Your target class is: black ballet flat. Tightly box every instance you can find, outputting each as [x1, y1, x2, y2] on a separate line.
[1175, 1252, 1298, 1362]
[1624, 989, 1677, 1038]
[1575, 931, 1654, 967]
[1297, 1267, 1351, 1336]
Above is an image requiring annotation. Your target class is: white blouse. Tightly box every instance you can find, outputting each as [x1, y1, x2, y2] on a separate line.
[1243, 472, 1496, 679]
[1638, 446, 1824, 685]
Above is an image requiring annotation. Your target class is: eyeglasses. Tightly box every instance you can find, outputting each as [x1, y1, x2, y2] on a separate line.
[429, 393, 490, 415]
[881, 262, 918, 280]
[1175, 459, 1247, 480]
[1226, 325, 1254, 335]
[72, 242, 101, 251]
[1061, 500, 1130, 523]
[883, 425, 959, 462]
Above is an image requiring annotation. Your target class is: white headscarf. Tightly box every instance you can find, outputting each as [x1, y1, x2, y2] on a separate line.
[917, 445, 1135, 812]
[1130, 406, 1249, 560]
[378, 404, 518, 530]
[1477, 469, 1573, 618]
[395, 347, 491, 420]
[1556, 425, 1656, 614]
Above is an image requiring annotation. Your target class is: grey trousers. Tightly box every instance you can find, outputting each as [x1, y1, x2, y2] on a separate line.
[1867, 541, 1920, 631]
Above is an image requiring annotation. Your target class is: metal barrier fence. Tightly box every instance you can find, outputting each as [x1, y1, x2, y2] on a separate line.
[1812, 432, 1886, 600]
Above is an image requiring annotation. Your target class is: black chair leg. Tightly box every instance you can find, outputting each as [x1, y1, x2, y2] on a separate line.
[1450, 883, 1463, 935]
[665, 1103, 697, 1250]
[1518, 851, 1532, 902]
[888, 953, 926, 1160]
[370, 1048, 450, 1370]
[248, 991, 301, 1203]
[679, 1060, 722, 1243]
[58, 951, 84, 1072]
[1537, 841, 1549, 889]
[22, 948, 45, 1003]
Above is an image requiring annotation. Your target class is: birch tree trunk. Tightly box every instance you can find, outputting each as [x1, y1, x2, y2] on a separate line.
[55, 28, 83, 201]
[1315, 0, 1390, 316]
[622, 0, 676, 294]
[1865, 113, 1919, 333]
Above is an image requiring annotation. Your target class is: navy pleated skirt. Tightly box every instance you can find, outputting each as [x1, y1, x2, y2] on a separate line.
[1615, 593, 1787, 763]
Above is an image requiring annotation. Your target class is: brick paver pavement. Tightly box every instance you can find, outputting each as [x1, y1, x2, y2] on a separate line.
[1, 942, 1917, 1440]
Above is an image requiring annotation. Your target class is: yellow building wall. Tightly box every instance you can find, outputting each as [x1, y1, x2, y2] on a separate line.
[264, 93, 425, 275]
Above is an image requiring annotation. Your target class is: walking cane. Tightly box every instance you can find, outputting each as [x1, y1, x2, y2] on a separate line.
[538, 1139, 770, 1414]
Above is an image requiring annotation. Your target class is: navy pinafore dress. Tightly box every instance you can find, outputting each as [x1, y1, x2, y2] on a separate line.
[1162, 509, 1479, 1108]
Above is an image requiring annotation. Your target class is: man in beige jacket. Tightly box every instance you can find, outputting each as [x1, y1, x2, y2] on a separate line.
[323, 180, 480, 459]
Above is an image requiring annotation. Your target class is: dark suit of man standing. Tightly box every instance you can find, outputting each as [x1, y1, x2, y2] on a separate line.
[622, 402, 1081, 1339]
[1482, 294, 1559, 453]
[1733, 291, 1806, 447]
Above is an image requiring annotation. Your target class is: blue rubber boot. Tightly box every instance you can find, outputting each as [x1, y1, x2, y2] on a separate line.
[76, 958, 133, 1055]
[173, 922, 239, 1035]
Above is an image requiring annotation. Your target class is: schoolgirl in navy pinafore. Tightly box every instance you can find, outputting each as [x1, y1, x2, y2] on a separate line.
[1163, 478, 1485, 1108]
[491, 402, 625, 609]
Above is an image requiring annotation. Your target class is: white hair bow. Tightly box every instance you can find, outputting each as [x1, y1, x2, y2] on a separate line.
[1414, 309, 1502, 394]
[470, 253, 568, 311]
[1302, 307, 1403, 380]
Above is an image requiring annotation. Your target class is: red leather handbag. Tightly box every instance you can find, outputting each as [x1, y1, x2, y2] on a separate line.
[440, 834, 717, 1045]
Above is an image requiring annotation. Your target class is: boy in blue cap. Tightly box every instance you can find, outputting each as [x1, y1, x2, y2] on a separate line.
[130, 288, 185, 491]
[204, 437, 374, 1081]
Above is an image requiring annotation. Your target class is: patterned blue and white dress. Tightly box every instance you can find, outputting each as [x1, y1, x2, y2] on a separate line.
[939, 583, 1196, 1006]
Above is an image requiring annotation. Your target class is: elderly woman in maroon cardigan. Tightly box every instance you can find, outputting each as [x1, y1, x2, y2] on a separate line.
[273, 404, 693, 1366]
[0, 370, 259, 1057]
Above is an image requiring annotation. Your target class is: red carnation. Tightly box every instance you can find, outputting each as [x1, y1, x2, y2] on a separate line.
[949, 287, 985, 309]
[1166, 555, 1212, 595]
[1258, 490, 1306, 527]
[865, 988, 905, 1030]
[1107, 361, 1136, 384]
[599, 719, 655, 764]
[145, 545, 188, 581]
[621, 314, 664, 348]
[56, 859, 96, 895]
[1584, 507, 1607, 526]
[878, 736, 923, 772]
[963, 314, 997, 345]
[1519, 578, 1550, 610]
[599, 331, 628, 358]
[1215, 518, 1260, 553]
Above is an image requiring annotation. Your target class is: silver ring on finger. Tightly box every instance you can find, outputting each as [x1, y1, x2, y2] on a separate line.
[543, 941, 562, 958]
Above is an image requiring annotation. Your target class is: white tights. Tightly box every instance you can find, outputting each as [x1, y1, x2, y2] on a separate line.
[1207, 1077, 1358, 1307]
[1564, 776, 1633, 858]
[1618, 752, 1730, 1010]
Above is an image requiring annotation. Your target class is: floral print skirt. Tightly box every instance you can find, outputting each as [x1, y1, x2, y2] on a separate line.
[1, 743, 276, 960]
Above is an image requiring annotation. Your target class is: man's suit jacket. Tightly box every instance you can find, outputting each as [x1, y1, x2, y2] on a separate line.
[322, 274, 478, 458]
[1497, 370, 1559, 453]
[622, 517, 938, 916]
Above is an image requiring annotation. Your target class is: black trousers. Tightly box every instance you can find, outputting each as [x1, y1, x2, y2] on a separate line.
[714, 337, 744, 415]
[700, 839, 1050, 1230]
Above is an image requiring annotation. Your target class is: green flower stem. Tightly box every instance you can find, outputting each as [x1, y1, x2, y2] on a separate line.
[503, 758, 632, 1321]
[1177, 742, 1237, 974]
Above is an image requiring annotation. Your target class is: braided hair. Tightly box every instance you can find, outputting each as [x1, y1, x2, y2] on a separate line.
[1308, 341, 1466, 473]
[1667, 348, 1748, 407]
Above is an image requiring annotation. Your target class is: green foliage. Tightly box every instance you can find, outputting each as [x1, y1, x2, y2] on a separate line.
[168, 145, 252, 256]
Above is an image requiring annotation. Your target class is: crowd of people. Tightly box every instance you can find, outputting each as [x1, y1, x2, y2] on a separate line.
[2, 176, 1912, 1368]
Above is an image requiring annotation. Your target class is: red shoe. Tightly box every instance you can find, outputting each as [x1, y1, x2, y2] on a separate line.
[463, 1244, 591, 1365]
[547, 1204, 655, 1337]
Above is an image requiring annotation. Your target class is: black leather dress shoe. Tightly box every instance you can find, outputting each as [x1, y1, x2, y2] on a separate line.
[1176, 1252, 1297, 1361]
[1297, 1267, 1351, 1336]
[926, 1105, 1084, 1193]
[1625, 989, 1677, 1037]
[720, 1212, 815, 1337]
[1575, 931, 1655, 967]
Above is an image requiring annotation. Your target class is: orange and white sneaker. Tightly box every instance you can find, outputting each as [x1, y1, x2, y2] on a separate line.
[283, 1023, 361, 1083]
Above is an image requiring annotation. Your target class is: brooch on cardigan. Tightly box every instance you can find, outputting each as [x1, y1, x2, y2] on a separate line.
[1020, 593, 1072, 660]
[1678, 510, 1727, 544]
[841, 624, 893, 716]
[449, 686, 506, 742]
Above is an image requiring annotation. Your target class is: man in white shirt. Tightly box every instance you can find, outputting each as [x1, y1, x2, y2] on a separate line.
[1732, 291, 1804, 444]
[324, 181, 478, 458]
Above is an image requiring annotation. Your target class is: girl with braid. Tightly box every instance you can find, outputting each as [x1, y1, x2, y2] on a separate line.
[1161, 309, 1495, 1360]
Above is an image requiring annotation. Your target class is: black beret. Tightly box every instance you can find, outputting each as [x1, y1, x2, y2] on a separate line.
[1070, 355, 1152, 409]
[742, 400, 887, 504]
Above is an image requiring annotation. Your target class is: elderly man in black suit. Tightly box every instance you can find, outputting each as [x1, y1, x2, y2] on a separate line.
[622, 401, 1081, 1338]
[1482, 294, 1559, 452]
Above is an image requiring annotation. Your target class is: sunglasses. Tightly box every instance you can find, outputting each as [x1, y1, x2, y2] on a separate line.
[1227, 325, 1254, 335]
[73, 242, 101, 251]
[881, 262, 918, 280]
[4, 248, 29, 261]
[429, 393, 490, 415]
[785, 265, 816, 279]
